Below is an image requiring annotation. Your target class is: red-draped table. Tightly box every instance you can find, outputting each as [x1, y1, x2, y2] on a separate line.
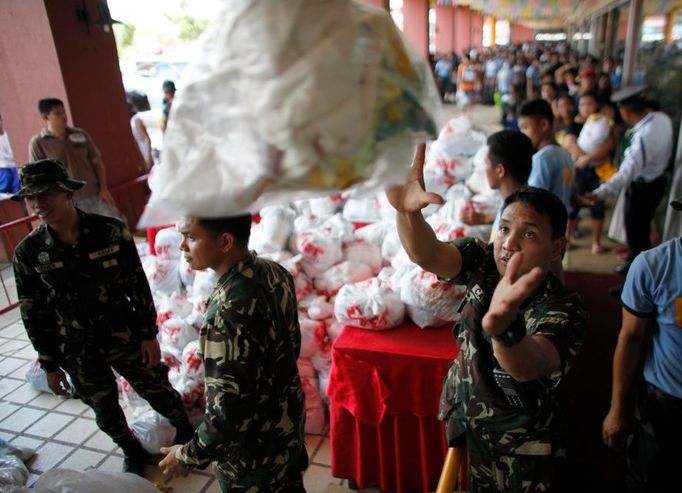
[327, 323, 459, 493]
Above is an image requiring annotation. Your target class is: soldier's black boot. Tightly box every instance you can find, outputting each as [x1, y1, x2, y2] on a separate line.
[118, 435, 149, 477]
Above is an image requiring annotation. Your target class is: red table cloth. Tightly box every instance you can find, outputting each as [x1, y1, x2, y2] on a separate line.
[328, 323, 459, 493]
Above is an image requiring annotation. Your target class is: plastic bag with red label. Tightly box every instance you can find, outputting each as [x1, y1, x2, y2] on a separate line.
[399, 266, 466, 328]
[343, 239, 384, 274]
[294, 270, 314, 300]
[153, 227, 182, 260]
[159, 317, 199, 361]
[189, 269, 219, 305]
[352, 220, 391, 248]
[181, 340, 204, 381]
[342, 194, 383, 224]
[290, 229, 343, 278]
[172, 372, 205, 410]
[301, 375, 326, 435]
[249, 206, 295, 254]
[297, 357, 316, 379]
[314, 260, 373, 297]
[117, 376, 149, 413]
[298, 295, 334, 321]
[325, 319, 345, 342]
[156, 292, 193, 327]
[147, 258, 182, 296]
[294, 195, 344, 218]
[334, 277, 404, 330]
[178, 255, 196, 290]
[299, 316, 327, 358]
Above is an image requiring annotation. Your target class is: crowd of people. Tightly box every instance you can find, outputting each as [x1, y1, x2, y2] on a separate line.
[0, 39, 678, 493]
[433, 42, 674, 277]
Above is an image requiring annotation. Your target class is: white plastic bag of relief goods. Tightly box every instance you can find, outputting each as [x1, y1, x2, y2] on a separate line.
[334, 277, 404, 330]
[178, 255, 196, 290]
[290, 229, 343, 278]
[0, 453, 28, 487]
[130, 409, 177, 454]
[25, 359, 73, 396]
[147, 258, 181, 295]
[153, 227, 182, 260]
[314, 260, 374, 296]
[182, 340, 204, 381]
[249, 206, 295, 254]
[466, 145, 494, 195]
[23, 468, 161, 493]
[343, 239, 384, 274]
[298, 295, 334, 321]
[140, 0, 440, 225]
[353, 220, 392, 248]
[399, 266, 466, 327]
[342, 194, 384, 224]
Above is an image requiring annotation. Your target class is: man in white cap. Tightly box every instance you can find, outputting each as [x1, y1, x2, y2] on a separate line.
[603, 196, 682, 492]
[587, 85, 673, 275]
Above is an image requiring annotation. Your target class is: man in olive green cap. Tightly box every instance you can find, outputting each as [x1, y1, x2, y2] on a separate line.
[12, 159, 194, 477]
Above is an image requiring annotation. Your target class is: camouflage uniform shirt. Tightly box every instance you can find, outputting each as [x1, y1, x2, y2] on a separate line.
[439, 237, 587, 455]
[176, 252, 306, 490]
[13, 210, 157, 373]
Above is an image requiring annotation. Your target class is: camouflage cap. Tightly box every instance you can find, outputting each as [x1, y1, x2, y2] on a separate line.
[11, 159, 85, 201]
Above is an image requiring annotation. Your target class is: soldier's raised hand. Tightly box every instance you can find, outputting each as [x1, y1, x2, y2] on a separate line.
[482, 252, 545, 337]
[385, 144, 444, 213]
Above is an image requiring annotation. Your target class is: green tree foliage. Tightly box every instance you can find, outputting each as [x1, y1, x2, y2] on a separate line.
[169, 14, 208, 41]
[113, 22, 135, 54]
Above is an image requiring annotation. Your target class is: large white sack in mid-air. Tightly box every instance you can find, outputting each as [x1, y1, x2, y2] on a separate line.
[140, 0, 440, 226]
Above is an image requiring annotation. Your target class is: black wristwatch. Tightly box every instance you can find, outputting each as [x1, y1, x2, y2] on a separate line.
[491, 316, 526, 347]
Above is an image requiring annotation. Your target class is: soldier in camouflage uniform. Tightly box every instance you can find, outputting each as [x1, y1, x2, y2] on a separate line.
[387, 145, 587, 492]
[160, 215, 307, 492]
[11, 159, 194, 477]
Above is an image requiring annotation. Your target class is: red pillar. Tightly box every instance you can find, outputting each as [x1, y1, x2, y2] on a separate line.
[402, 0, 429, 59]
[469, 10, 484, 52]
[452, 6, 471, 56]
[451, 6, 485, 56]
[435, 5, 455, 54]
[0, 0, 147, 225]
[511, 24, 535, 45]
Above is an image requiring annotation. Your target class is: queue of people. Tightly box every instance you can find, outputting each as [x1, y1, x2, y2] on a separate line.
[437, 42, 674, 280]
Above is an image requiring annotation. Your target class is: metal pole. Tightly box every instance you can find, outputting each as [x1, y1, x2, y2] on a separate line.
[622, 0, 644, 86]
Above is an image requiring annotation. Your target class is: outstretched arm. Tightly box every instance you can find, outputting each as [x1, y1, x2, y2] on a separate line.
[386, 144, 463, 278]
